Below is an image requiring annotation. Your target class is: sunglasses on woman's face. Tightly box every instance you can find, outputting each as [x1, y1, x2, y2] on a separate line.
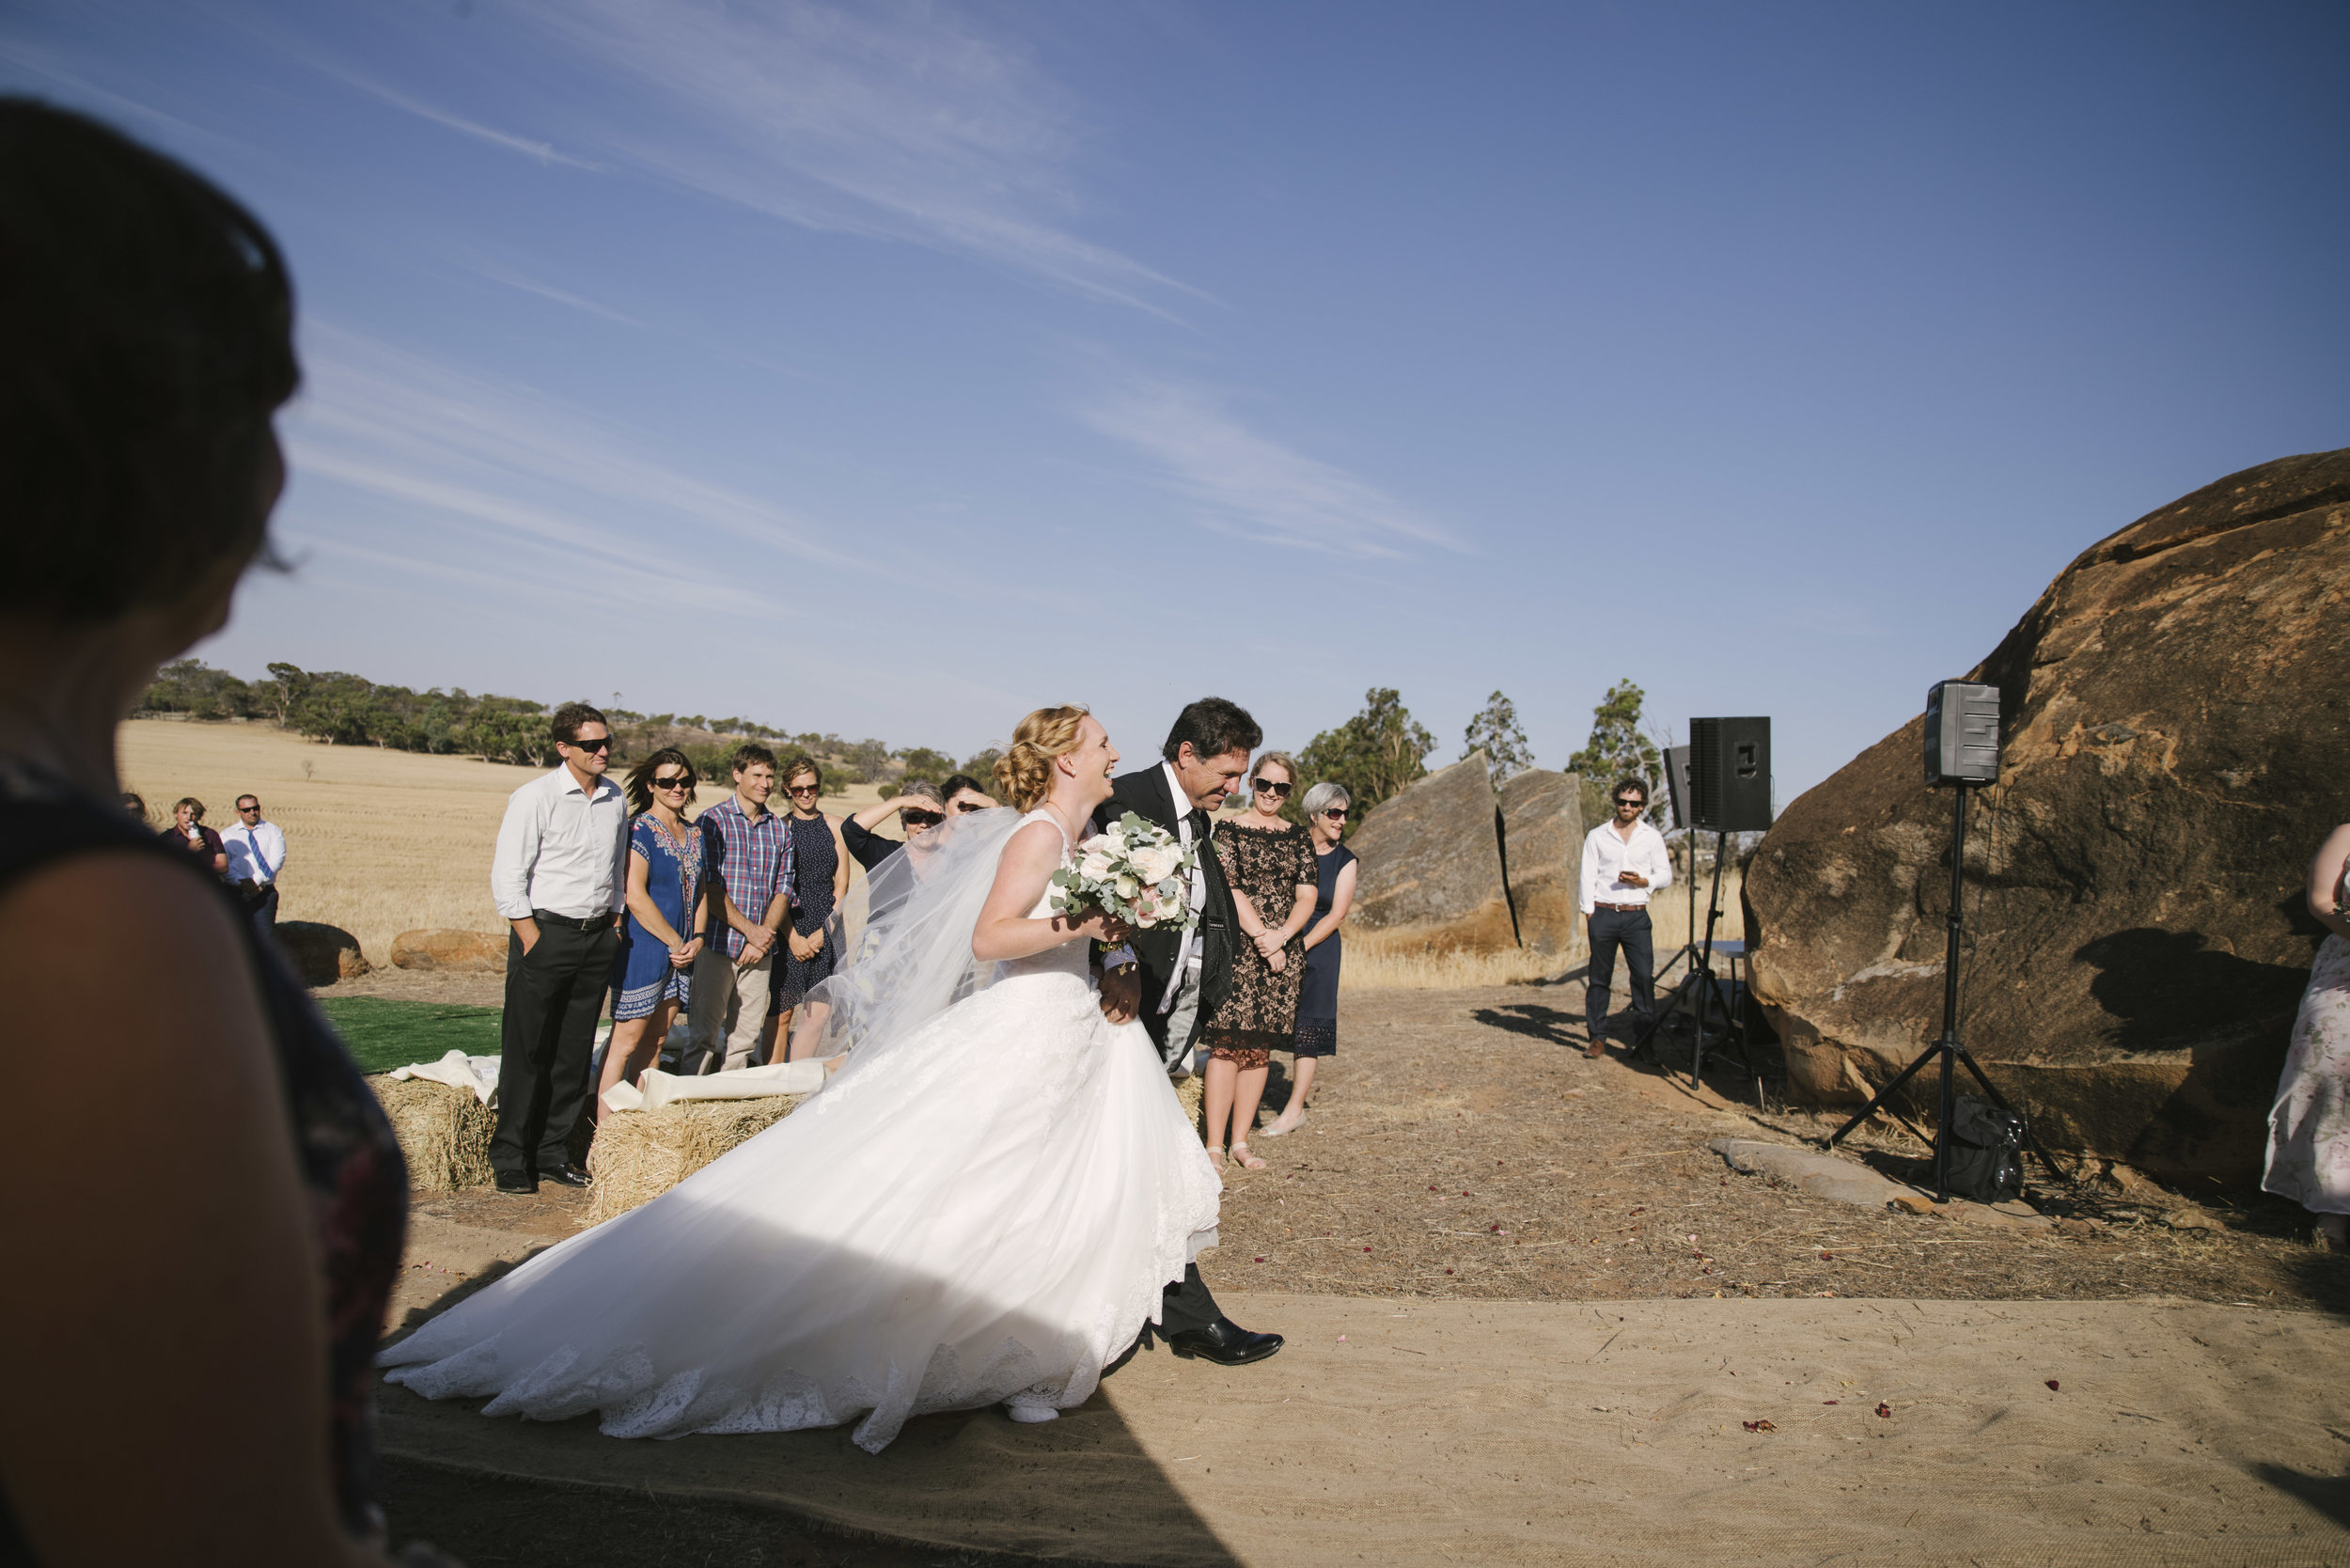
[1251, 777, 1292, 797]
[900, 809, 945, 829]
[786, 783, 821, 797]
[1320, 808, 1349, 820]
[653, 775, 693, 792]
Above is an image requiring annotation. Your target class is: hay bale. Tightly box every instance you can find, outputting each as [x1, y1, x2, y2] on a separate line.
[1175, 1073, 1205, 1137]
[370, 1075, 494, 1193]
[585, 1097, 801, 1225]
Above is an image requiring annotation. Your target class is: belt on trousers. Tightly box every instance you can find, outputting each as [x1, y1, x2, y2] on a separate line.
[531, 908, 613, 932]
[1591, 902, 1648, 914]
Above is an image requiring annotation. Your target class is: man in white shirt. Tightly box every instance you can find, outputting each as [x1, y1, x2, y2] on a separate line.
[489, 702, 629, 1195]
[220, 793, 288, 934]
[1577, 776, 1673, 1058]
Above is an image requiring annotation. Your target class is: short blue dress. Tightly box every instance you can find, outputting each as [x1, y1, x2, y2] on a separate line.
[611, 814, 707, 1023]
[1294, 842, 1355, 1058]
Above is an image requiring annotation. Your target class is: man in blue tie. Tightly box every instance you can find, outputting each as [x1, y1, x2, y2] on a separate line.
[220, 793, 288, 935]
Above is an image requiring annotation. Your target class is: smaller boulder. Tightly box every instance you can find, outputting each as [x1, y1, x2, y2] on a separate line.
[392, 929, 509, 975]
[1345, 752, 1515, 953]
[1496, 768, 1586, 958]
[276, 921, 370, 985]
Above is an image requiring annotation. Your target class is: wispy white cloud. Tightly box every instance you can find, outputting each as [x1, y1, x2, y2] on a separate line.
[460, 257, 643, 327]
[1081, 379, 1460, 559]
[307, 56, 603, 171]
[277, 322, 872, 622]
[504, 0, 1199, 316]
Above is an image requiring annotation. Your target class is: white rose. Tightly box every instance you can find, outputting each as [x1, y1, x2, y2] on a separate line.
[1133, 845, 1177, 884]
[1115, 874, 1138, 900]
[1079, 850, 1116, 882]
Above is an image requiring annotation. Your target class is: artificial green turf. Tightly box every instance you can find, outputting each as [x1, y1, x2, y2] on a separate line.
[316, 996, 503, 1075]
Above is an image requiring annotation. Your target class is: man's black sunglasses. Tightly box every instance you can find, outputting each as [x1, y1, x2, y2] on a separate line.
[564, 735, 613, 753]
[1615, 795, 1645, 808]
[1251, 777, 1292, 797]
[901, 808, 945, 829]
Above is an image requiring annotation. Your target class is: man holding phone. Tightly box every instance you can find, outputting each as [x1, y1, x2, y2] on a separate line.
[1577, 776, 1674, 1058]
[489, 702, 630, 1194]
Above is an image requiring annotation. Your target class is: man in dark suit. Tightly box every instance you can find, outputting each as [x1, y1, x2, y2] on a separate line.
[1093, 696, 1283, 1368]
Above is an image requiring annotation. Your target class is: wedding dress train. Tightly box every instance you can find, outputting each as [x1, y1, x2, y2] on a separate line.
[380, 811, 1222, 1452]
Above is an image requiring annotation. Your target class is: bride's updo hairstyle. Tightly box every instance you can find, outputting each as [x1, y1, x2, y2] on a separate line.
[994, 705, 1091, 812]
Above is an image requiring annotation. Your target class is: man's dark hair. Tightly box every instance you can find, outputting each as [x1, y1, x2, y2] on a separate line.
[941, 772, 989, 801]
[1612, 776, 1649, 804]
[729, 743, 777, 776]
[1163, 698, 1262, 764]
[551, 701, 608, 745]
[0, 100, 300, 621]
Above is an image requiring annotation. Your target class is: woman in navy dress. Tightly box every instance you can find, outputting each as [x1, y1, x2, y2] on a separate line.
[600, 748, 709, 1099]
[1266, 781, 1358, 1138]
[773, 754, 852, 1043]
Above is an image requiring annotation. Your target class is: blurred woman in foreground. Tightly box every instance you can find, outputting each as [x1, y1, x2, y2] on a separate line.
[0, 102, 421, 1563]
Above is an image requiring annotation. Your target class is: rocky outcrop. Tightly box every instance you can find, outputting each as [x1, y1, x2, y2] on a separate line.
[392, 929, 509, 975]
[1346, 753, 1516, 953]
[276, 921, 371, 986]
[1745, 449, 2350, 1177]
[1345, 753, 1587, 957]
[1498, 769, 1587, 959]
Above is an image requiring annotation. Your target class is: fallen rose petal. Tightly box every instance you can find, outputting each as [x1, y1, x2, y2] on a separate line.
[1823, 1400, 1838, 1405]
[1875, 1403, 1892, 1418]
[1742, 1419, 1777, 1433]
[2045, 1379, 2060, 1391]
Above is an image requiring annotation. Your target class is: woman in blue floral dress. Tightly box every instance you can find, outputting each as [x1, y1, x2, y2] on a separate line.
[601, 748, 709, 1099]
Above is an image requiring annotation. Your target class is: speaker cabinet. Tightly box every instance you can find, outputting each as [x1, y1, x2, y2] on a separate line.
[1663, 744, 1692, 831]
[1690, 717, 1772, 832]
[1924, 681, 2001, 786]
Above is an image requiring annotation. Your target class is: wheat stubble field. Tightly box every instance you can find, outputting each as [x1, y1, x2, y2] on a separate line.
[118, 718, 896, 967]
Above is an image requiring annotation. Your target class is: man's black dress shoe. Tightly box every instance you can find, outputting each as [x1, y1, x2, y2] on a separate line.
[538, 1164, 592, 1188]
[494, 1170, 538, 1195]
[1166, 1317, 1282, 1366]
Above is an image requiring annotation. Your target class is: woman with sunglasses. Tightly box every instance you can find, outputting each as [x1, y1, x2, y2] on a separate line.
[599, 748, 709, 1102]
[843, 778, 950, 873]
[1198, 750, 1320, 1170]
[773, 755, 852, 1047]
[1265, 781, 1356, 1138]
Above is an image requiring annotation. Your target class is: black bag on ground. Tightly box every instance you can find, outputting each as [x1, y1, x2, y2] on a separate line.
[1943, 1095, 2026, 1202]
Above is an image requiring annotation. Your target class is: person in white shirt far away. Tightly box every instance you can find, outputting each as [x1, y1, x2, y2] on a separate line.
[488, 701, 629, 1196]
[220, 793, 287, 935]
[1577, 776, 1673, 1058]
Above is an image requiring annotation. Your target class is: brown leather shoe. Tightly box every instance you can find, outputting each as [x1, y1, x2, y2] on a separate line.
[1583, 1036, 1609, 1059]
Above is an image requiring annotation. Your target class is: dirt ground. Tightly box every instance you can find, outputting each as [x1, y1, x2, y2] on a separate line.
[373, 979, 2350, 1565]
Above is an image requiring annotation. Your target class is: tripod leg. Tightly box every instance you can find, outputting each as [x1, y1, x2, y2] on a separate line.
[1953, 1045, 2073, 1188]
[1824, 1042, 1946, 1148]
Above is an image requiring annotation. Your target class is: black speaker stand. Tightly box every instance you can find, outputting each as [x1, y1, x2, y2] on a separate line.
[1822, 783, 2060, 1201]
[1630, 828, 1758, 1100]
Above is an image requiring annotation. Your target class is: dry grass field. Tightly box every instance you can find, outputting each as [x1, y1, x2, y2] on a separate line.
[120, 718, 1731, 990]
[118, 719, 892, 969]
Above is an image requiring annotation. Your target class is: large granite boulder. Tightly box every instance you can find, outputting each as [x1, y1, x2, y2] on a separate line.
[1346, 752, 1516, 953]
[1745, 449, 2350, 1177]
[1498, 768, 1587, 958]
[392, 929, 509, 975]
[276, 921, 371, 986]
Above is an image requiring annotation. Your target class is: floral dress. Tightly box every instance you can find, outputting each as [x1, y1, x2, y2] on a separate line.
[609, 813, 706, 1023]
[2264, 868, 2350, 1215]
[1201, 820, 1320, 1068]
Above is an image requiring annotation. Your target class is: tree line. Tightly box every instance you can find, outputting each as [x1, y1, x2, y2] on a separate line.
[138, 659, 1672, 818]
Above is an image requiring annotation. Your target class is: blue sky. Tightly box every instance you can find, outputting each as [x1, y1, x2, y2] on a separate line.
[7, 1, 2345, 802]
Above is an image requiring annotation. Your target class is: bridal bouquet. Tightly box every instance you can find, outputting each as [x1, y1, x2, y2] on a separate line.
[1049, 812, 1199, 933]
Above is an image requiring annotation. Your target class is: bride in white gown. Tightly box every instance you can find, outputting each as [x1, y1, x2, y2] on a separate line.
[380, 705, 1224, 1452]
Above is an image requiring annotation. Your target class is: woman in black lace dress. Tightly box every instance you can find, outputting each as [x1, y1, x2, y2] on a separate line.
[0, 102, 418, 1564]
[1199, 752, 1320, 1171]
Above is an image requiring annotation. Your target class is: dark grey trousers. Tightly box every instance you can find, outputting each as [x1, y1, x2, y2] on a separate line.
[1585, 907, 1656, 1039]
[492, 915, 619, 1178]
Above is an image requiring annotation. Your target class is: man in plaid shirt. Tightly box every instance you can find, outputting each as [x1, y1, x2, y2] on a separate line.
[682, 743, 795, 1074]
